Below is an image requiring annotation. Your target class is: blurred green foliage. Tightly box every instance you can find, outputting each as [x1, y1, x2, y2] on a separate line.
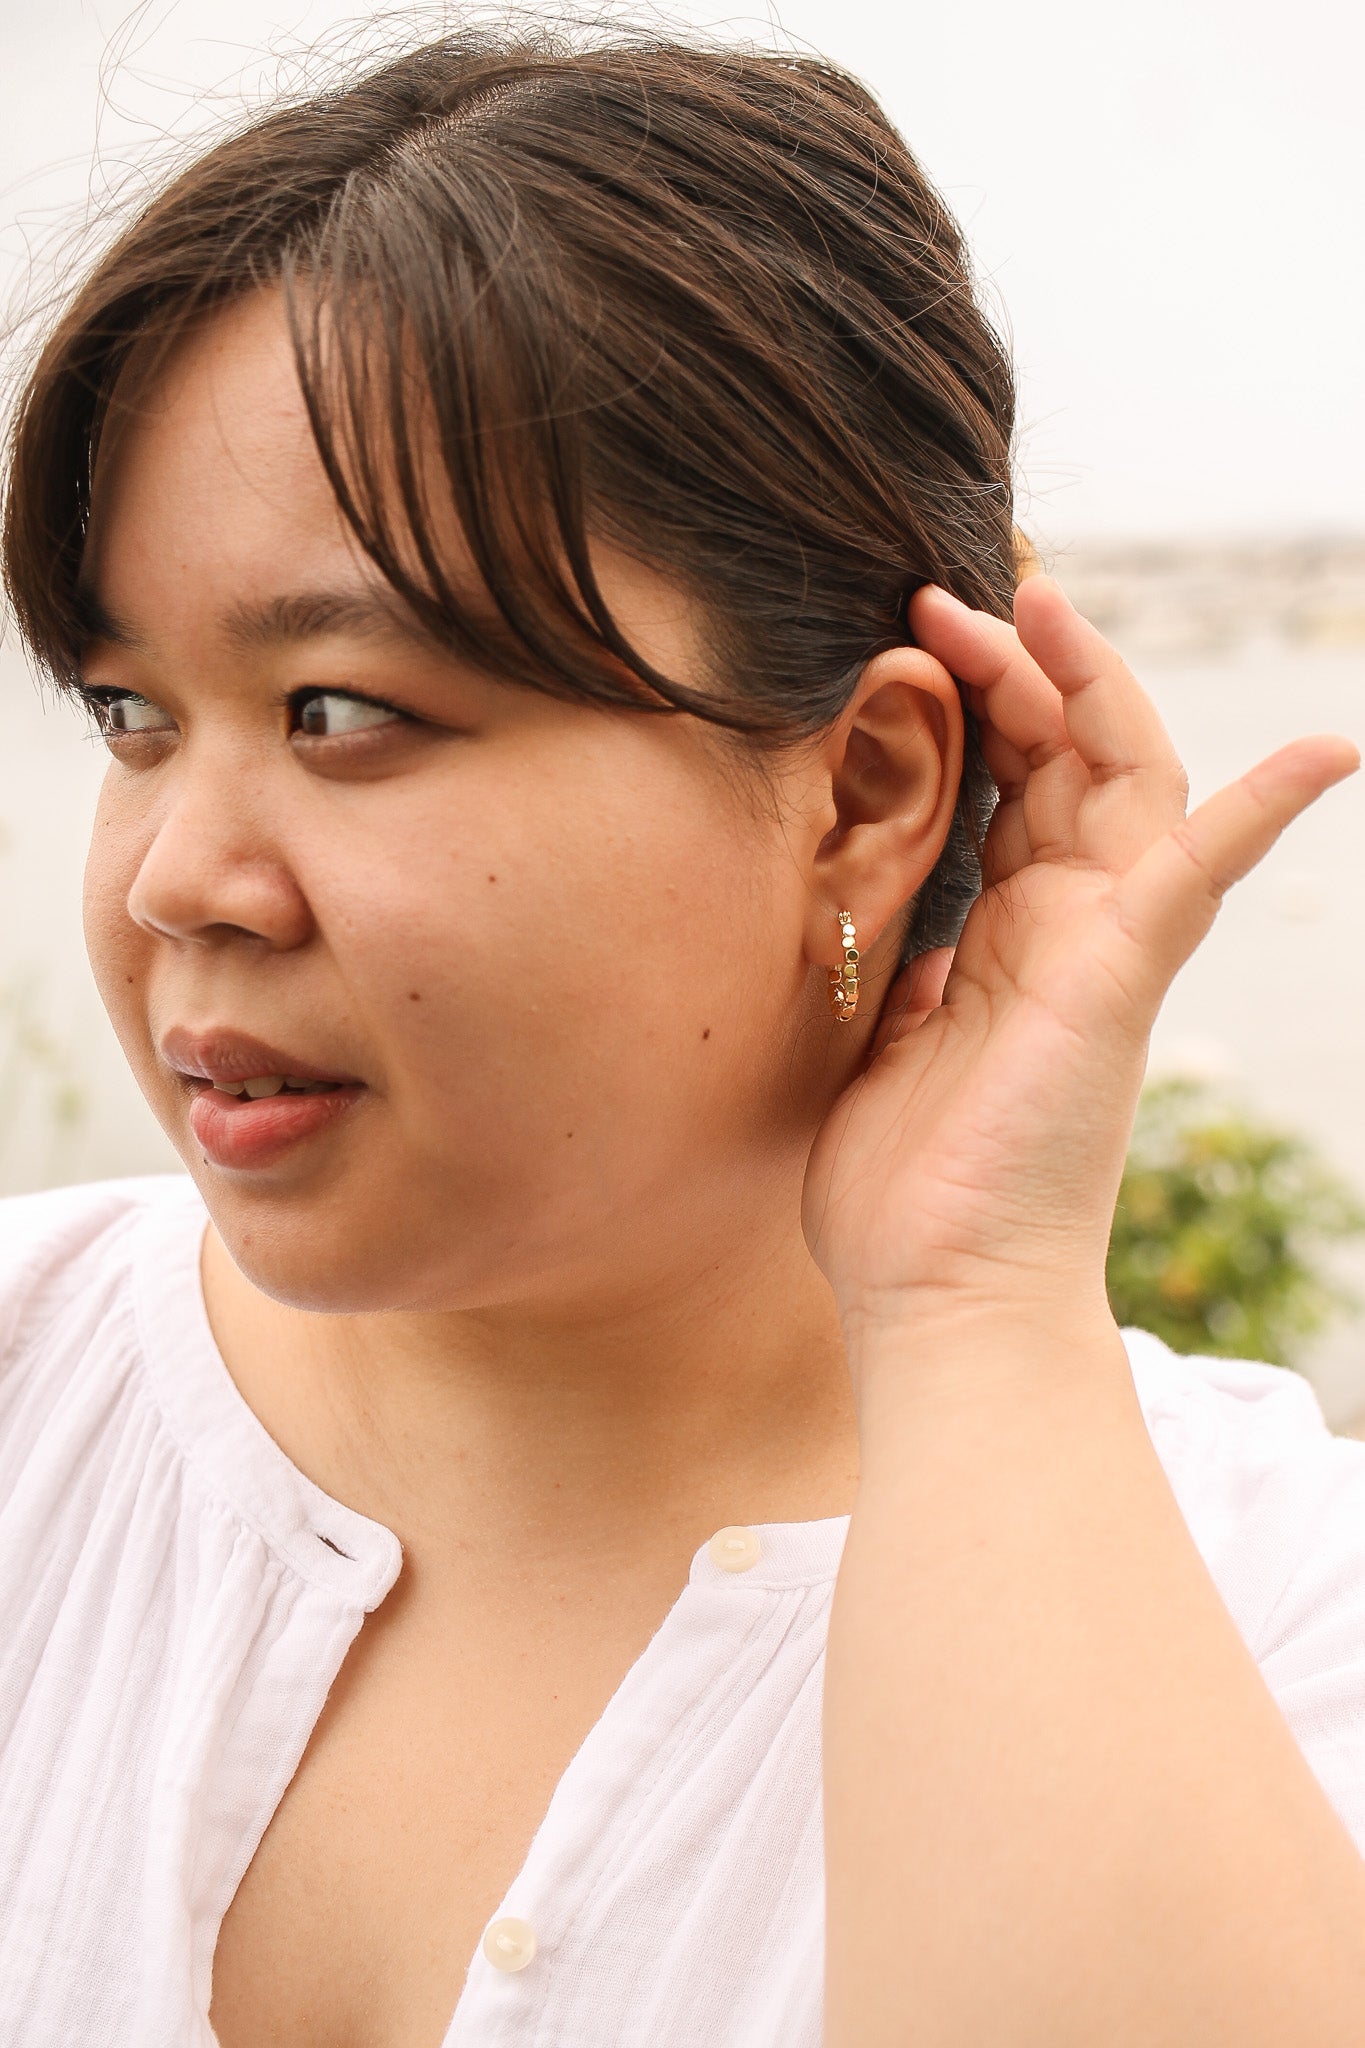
[0, 976, 87, 1166]
[1107, 1077, 1365, 1368]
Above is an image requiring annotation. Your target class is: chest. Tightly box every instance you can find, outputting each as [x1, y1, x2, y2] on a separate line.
[207, 1589, 673, 2048]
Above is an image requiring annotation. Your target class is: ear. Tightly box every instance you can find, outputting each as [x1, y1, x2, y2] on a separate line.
[801, 644, 964, 975]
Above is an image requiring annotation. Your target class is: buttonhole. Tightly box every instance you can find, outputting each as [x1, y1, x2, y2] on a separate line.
[315, 1532, 353, 1559]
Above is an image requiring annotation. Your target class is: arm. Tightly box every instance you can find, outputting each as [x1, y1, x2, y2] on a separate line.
[827, 1311, 1365, 2048]
[805, 578, 1365, 2047]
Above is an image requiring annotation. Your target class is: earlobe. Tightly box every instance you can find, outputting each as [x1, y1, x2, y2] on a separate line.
[803, 645, 964, 977]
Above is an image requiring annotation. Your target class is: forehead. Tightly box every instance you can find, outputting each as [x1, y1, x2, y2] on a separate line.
[88, 293, 345, 553]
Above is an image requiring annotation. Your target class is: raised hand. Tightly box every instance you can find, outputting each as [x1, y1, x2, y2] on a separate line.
[801, 574, 1358, 1342]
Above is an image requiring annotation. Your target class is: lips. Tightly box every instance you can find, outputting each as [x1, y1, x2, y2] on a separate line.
[159, 1025, 363, 1091]
[186, 1083, 364, 1170]
[161, 1026, 367, 1171]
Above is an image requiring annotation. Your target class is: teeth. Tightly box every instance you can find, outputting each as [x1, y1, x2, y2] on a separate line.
[210, 1074, 341, 1099]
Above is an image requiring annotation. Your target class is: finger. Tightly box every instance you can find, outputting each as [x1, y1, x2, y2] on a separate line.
[910, 585, 1070, 766]
[909, 585, 1088, 858]
[976, 719, 1031, 803]
[979, 792, 1033, 888]
[1013, 576, 1189, 863]
[975, 722, 1089, 870]
[1109, 736, 1358, 998]
[904, 945, 954, 1017]
[869, 946, 954, 1059]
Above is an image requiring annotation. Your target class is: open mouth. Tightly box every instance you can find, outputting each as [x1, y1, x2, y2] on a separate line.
[204, 1075, 347, 1100]
[161, 1031, 366, 1166]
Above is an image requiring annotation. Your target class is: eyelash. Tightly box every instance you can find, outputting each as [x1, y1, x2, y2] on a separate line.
[73, 685, 150, 734]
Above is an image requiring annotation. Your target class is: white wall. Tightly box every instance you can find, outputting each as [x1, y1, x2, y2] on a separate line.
[3, 0, 1363, 541]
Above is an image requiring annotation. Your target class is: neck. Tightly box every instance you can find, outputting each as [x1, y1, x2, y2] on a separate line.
[199, 1216, 861, 1579]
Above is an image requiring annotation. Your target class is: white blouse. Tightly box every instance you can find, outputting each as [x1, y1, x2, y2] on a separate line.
[3, 1174, 1365, 2047]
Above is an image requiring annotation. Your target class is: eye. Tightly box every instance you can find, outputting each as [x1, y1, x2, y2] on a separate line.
[80, 689, 176, 737]
[294, 691, 404, 738]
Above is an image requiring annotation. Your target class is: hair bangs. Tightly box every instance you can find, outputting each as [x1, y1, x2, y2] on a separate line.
[277, 146, 743, 730]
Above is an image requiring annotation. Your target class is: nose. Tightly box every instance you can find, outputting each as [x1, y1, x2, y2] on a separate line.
[124, 753, 313, 952]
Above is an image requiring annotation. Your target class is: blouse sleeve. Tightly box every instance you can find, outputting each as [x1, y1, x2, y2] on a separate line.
[1123, 1327, 1365, 1853]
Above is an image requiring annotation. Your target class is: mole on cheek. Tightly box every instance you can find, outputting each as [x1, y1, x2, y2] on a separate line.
[408, 991, 421, 1002]
[702, 1027, 711, 1040]
[487, 873, 497, 883]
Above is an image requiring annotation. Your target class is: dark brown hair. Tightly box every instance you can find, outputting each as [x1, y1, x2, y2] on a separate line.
[2, 26, 1017, 958]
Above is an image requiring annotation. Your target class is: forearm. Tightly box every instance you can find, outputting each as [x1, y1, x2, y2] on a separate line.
[822, 1310, 1365, 2048]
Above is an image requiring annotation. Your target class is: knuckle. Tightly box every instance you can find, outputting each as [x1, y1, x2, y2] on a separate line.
[1026, 736, 1074, 772]
[1170, 822, 1226, 901]
[1090, 758, 1140, 790]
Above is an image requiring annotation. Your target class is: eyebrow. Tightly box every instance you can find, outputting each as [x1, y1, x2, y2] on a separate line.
[74, 585, 443, 658]
[221, 590, 440, 652]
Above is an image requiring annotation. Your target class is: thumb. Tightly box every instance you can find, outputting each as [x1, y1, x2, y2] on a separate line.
[1110, 736, 1357, 1005]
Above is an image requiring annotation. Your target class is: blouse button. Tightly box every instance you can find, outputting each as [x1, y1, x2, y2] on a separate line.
[482, 1916, 538, 1972]
[708, 1524, 761, 1573]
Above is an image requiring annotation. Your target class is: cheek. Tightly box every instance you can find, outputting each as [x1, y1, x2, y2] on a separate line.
[322, 755, 782, 1168]
[81, 787, 147, 1028]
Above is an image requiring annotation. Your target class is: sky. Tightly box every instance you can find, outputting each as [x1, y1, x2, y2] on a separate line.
[1, 0, 1362, 546]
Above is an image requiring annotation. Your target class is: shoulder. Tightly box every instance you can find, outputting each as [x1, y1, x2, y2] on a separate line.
[1123, 1323, 1365, 1667]
[1121, 1325, 1362, 1653]
[1122, 1325, 1365, 1841]
[0, 1175, 197, 1372]
[0, 1176, 206, 1592]
[1123, 1322, 1341, 1509]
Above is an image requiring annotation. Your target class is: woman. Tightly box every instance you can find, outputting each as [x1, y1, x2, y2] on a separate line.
[2, 27, 1364, 2048]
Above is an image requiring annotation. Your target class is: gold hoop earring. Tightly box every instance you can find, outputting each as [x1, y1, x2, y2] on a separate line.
[828, 909, 859, 1022]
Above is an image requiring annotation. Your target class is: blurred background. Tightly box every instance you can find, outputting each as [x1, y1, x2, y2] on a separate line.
[3, 1, 1363, 1419]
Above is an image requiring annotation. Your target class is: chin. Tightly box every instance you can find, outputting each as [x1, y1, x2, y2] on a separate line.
[197, 1171, 517, 1317]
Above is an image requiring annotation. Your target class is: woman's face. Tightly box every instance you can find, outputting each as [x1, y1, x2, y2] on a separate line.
[78, 290, 947, 1314]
